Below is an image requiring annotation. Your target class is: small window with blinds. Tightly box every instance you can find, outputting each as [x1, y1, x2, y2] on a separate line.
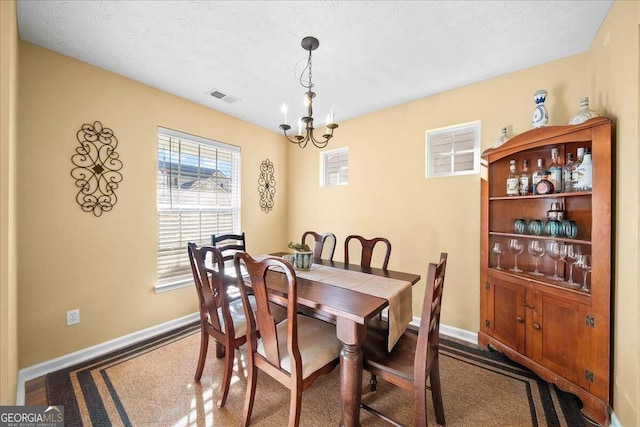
[156, 128, 241, 288]
[425, 121, 480, 177]
[320, 147, 348, 187]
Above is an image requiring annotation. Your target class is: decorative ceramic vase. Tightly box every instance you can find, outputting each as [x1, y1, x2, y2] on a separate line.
[292, 251, 313, 270]
[569, 97, 600, 125]
[495, 127, 510, 147]
[532, 89, 549, 128]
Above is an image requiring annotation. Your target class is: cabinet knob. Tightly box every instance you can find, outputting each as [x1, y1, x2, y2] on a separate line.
[533, 323, 541, 330]
[523, 303, 536, 309]
[516, 316, 524, 323]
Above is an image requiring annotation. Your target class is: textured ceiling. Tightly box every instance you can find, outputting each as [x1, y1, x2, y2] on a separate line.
[16, 0, 613, 132]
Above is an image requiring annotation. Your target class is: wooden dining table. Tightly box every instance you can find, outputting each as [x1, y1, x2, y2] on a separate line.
[251, 253, 421, 427]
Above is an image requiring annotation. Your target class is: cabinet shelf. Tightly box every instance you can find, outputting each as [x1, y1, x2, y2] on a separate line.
[490, 191, 591, 201]
[488, 267, 592, 297]
[489, 231, 591, 246]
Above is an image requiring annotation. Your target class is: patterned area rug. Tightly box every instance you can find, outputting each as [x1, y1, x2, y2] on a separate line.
[46, 322, 586, 426]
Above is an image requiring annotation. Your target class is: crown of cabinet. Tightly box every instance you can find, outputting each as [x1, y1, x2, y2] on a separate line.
[482, 117, 611, 163]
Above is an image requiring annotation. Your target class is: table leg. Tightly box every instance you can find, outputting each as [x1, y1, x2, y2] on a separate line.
[337, 318, 366, 427]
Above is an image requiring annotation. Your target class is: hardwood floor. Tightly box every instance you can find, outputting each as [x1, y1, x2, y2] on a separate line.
[25, 376, 48, 405]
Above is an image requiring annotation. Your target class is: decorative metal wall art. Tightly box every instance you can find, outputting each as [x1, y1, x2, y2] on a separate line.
[70, 121, 123, 217]
[258, 159, 276, 213]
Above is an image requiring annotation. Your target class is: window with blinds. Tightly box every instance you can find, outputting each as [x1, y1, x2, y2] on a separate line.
[425, 121, 480, 177]
[320, 147, 348, 187]
[157, 128, 241, 286]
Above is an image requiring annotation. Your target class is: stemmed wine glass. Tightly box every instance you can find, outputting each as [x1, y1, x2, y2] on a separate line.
[575, 254, 592, 293]
[491, 242, 506, 270]
[528, 239, 546, 276]
[560, 244, 581, 287]
[545, 240, 563, 281]
[508, 238, 524, 273]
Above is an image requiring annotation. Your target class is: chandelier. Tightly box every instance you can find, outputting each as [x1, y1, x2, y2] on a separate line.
[279, 36, 338, 149]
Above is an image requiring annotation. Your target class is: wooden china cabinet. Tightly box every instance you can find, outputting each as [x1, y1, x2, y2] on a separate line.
[479, 117, 612, 426]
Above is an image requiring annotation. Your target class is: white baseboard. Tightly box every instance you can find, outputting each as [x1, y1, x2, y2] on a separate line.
[408, 316, 478, 346]
[16, 312, 199, 405]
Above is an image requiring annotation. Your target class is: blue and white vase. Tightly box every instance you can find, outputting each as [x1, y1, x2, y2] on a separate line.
[532, 89, 549, 128]
[293, 251, 313, 270]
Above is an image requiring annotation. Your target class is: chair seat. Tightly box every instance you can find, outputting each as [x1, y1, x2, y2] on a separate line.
[363, 321, 417, 383]
[214, 296, 287, 338]
[257, 315, 342, 379]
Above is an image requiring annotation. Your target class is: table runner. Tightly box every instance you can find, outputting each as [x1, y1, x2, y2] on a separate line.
[254, 255, 412, 351]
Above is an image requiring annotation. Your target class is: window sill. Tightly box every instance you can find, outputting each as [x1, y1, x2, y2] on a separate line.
[154, 279, 192, 294]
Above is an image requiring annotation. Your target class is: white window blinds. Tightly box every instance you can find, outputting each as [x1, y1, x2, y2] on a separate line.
[321, 147, 349, 187]
[425, 122, 480, 177]
[157, 128, 241, 284]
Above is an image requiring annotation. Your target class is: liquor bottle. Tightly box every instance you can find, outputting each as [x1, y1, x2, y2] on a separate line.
[548, 148, 562, 192]
[571, 147, 584, 191]
[531, 158, 547, 195]
[577, 147, 593, 191]
[562, 153, 575, 193]
[518, 159, 531, 196]
[506, 160, 519, 196]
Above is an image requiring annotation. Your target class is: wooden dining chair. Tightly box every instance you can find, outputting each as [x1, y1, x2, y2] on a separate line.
[302, 231, 337, 261]
[187, 242, 251, 408]
[234, 252, 343, 427]
[361, 253, 448, 427]
[344, 234, 392, 270]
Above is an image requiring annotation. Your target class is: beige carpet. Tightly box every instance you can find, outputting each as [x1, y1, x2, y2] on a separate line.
[47, 323, 586, 426]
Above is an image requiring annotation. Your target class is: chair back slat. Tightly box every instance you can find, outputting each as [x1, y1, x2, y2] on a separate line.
[302, 231, 337, 261]
[234, 252, 300, 371]
[188, 243, 230, 335]
[212, 232, 247, 263]
[344, 235, 392, 270]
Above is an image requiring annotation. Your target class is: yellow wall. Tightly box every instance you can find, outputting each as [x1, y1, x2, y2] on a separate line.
[587, 1, 640, 425]
[0, 0, 19, 405]
[288, 54, 588, 332]
[17, 42, 288, 366]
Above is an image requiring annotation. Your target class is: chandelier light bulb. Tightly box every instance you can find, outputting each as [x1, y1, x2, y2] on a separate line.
[281, 104, 288, 125]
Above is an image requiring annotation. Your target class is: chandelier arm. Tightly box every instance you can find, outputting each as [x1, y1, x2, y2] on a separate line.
[309, 131, 330, 148]
[282, 128, 311, 149]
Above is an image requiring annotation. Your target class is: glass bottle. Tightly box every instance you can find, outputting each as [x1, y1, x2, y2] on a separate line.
[548, 148, 562, 193]
[531, 158, 547, 195]
[577, 148, 593, 191]
[563, 153, 575, 193]
[506, 160, 519, 196]
[571, 147, 584, 191]
[518, 159, 531, 196]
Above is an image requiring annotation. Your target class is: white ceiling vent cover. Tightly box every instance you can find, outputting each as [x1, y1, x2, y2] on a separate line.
[208, 88, 240, 104]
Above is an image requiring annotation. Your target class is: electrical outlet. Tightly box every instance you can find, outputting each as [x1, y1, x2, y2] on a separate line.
[66, 309, 80, 326]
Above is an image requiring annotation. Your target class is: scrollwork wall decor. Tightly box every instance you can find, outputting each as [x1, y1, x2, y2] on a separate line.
[258, 159, 276, 213]
[70, 121, 123, 217]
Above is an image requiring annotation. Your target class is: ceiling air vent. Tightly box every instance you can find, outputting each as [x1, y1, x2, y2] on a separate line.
[208, 88, 240, 104]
